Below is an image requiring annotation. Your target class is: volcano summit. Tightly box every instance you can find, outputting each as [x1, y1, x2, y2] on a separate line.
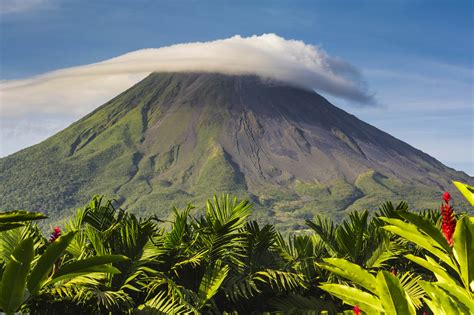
[1, 72, 471, 229]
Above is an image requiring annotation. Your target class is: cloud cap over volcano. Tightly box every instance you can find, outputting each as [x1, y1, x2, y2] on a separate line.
[0, 34, 375, 117]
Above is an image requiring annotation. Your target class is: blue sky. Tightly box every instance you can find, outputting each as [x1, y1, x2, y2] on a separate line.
[0, 0, 473, 174]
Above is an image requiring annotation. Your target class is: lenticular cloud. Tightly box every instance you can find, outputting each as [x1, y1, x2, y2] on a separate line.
[0, 34, 375, 118]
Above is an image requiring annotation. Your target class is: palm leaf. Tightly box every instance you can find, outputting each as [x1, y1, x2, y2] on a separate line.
[223, 274, 261, 302]
[365, 234, 399, 269]
[198, 260, 229, 304]
[44, 254, 128, 286]
[27, 230, 77, 294]
[452, 216, 474, 291]
[254, 269, 307, 291]
[137, 291, 190, 314]
[0, 211, 47, 224]
[375, 271, 416, 315]
[404, 254, 460, 287]
[381, 217, 455, 270]
[318, 258, 377, 293]
[0, 237, 34, 313]
[420, 281, 472, 314]
[0, 223, 25, 232]
[398, 272, 426, 309]
[319, 283, 382, 313]
[453, 181, 474, 206]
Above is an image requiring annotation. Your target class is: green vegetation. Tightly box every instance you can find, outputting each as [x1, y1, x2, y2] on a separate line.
[1, 72, 472, 313]
[1, 72, 472, 232]
[1, 182, 472, 314]
[453, 181, 474, 206]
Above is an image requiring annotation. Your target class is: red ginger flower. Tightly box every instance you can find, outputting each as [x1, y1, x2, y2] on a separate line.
[353, 304, 361, 315]
[443, 191, 451, 203]
[49, 226, 61, 243]
[440, 192, 456, 246]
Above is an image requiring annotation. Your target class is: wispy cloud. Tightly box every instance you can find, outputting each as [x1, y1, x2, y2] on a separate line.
[0, 0, 50, 14]
[0, 34, 375, 120]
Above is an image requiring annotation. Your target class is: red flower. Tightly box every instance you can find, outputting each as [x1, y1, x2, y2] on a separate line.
[353, 304, 361, 315]
[390, 267, 397, 276]
[440, 193, 456, 246]
[49, 226, 61, 243]
[443, 191, 451, 203]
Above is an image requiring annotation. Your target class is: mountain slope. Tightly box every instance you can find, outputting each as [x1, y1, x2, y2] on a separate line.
[1, 72, 472, 229]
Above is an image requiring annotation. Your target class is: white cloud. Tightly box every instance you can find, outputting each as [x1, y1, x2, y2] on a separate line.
[0, 34, 375, 120]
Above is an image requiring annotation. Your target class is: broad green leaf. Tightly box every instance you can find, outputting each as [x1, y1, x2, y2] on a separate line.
[319, 258, 377, 293]
[0, 237, 34, 313]
[52, 254, 128, 278]
[436, 283, 474, 313]
[319, 283, 382, 313]
[0, 223, 24, 232]
[384, 224, 454, 269]
[376, 271, 415, 315]
[27, 230, 77, 294]
[453, 181, 474, 206]
[453, 216, 474, 291]
[405, 254, 460, 287]
[398, 211, 451, 253]
[42, 255, 127, 286]
[420, 281, 471, 314]
[423, 299, 438, 315]
[44, 266, 121, 286]
[0, 211, 47, 223]
[381, 218, 455, 270]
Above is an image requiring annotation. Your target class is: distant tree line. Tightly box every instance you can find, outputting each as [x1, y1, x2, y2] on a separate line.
[0, 181, 472, 314]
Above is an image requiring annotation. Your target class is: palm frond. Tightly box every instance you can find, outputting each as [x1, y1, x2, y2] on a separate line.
[43, 273, 133, 312]
[365, 234, 400, 269]
[137, 291, 191, 314]
[0, 224, 45, 265]
[243, 221, 277, 267]
[198, 260, 230, 304]
[336, 210, 369, 262]
[399, 272, 425, 309]
[223, 274, 262, 302]
[172, 249, 207, 272]
[143, 274, 199, 312]
[93, 288, 133, 312]
[305, 215, 337, 255]
[82, 195, 124, 231]
[254, 269, 307, 292]
[193, 195, 252, 269]
[165, 205, 193, 249]
[375, 201, 409, 220]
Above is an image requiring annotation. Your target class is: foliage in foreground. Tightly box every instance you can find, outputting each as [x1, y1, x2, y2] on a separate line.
[0, 182, 473, 314]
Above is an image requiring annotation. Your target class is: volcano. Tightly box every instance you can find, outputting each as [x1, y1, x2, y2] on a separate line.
[1, 72, 472, 229]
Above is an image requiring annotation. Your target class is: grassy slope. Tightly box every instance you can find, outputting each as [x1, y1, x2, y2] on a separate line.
[1, 73, 471, 232]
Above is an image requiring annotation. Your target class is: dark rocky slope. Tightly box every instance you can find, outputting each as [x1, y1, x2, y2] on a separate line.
[1, 72, 471, 229]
